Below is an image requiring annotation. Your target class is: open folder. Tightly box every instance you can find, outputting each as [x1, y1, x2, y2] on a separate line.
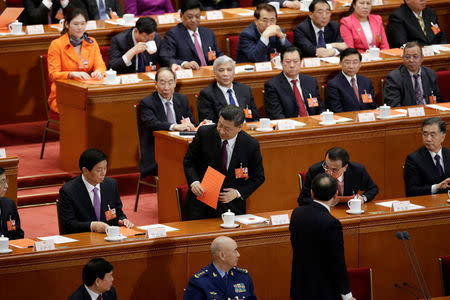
[0, 8, 24, 28]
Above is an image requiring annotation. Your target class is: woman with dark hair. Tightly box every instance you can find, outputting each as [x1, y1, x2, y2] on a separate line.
[47, 8, 106, 113]
[339, 0, 389, 52]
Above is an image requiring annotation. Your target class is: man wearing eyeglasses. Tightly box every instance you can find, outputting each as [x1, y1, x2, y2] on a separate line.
[298, 147, 378, 205]
[384, 41, 441, 107]
[0, 168, 24, 240]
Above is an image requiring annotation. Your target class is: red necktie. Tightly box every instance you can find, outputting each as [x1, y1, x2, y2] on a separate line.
[351, 77, 360, 103]
[291, 79, 308, 117]
[193, 32, 207, 67]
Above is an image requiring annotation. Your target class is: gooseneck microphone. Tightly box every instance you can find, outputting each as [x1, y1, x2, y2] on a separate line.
[393, 283, 419, 299]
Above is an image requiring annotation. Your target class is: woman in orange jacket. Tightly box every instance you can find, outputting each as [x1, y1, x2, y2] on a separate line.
[47, 8, 106, 113]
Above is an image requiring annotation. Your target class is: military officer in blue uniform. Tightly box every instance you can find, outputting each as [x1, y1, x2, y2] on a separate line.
[184, 236, 257, 300]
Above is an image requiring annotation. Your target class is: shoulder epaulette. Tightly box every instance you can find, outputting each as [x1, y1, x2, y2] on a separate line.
[233, 267, 248, 273]
[193, 269, 209, 279]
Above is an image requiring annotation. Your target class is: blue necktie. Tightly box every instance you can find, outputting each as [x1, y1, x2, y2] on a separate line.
[137, 54, 145, 73]
[98, 0, 108, 20]
[318, 30, 326, 48]
[227, 89, 236, 106]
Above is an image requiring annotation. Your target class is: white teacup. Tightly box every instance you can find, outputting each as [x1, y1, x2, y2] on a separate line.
[321, 109, 334, 123]
[146, 40, 157, 54]
[106, 226, 120, 238]
[259, 118, 271, 130]
[59, 19, 65, 26]
[222, 209, 235, 226]
[0, 235, 9, 251]
[104, 69, 117, 84]
[367, 47, 380, 58]
[8, 21, 22, 34]
[123, 14, 135, 25]
[348, 198, 362, 212]
[379, 104, 390, 117]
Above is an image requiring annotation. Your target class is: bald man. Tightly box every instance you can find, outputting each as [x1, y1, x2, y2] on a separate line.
[184, 236, 257, 299]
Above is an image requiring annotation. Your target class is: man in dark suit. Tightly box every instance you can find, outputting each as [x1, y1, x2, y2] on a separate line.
[183, 105, 265, 220]
[404, 117, 450, 197]
[59, 149, 133, 234]
[293, 0, 347, 58]
[0, 168, 24, 240]
[290, 173, 355, 300]
[20, 0, 73, 25]
[198, 55, 259, 123]
[69, 258, 117, 300]
[388, 0, 447, 48]
[71, 0, 123, 20]
[199, 0, 239, 10]
[160, 0, 223, 70]
[327, 48, 378, 112]
[139, 67, 195, 177]
[108, 17, 163, 74]
[252, 0, 301, 9]
[385, 41, 441, 107]
[236, 3, 291, 63]
[264, 46, 324, 119]
[298, 147, 378, 205]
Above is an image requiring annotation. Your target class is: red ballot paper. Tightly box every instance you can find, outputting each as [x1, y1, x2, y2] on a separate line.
[77, 78, 105, 85]
[0, 8, 24, 28]
[197, 166, 225, 209]
[119, 227, 142, 237]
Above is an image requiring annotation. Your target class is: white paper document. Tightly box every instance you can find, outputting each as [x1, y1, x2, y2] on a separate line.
[37, 235, 78, 244]
[235, 65, 254, 73]
[375, 201, 425, 210]
[426, 104, 450, 111]
[235, 214, 268, 225]
[320, 57, 340, 64]
[137, 224, 179, 232]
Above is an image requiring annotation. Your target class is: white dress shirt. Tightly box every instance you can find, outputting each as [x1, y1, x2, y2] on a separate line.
[122, 29, 140, 70]
[430, 147, 444, 194]
[217, 83, 240, 107]
[42, 0, 69, 10]
[360, 20, 373, 46]
[158, 93, 177, 131]
[84, 285, 101, 300]
[311, 22, 340, 56]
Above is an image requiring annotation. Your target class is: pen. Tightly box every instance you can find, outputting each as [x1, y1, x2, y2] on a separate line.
[135, 233, 146, 236]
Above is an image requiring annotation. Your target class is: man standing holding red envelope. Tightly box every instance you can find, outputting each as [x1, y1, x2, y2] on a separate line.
[183, 105, 265, 220]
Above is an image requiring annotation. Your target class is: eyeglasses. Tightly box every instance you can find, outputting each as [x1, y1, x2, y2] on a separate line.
[322, 162, 344, 174]
[0, 179, 7, 185]
[403, 54, 421, 61]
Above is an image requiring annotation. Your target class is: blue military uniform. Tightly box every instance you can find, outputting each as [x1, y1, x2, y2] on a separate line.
[184, 263, 257, 300]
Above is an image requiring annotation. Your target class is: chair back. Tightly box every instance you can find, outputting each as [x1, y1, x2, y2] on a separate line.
[297, 172, 306, 193]
[348, 267, 373, 300]
[100, 46, 110, 67]
[226, 35, 239, 60]
[39, 54, 58, 120]
[439, 255, 450, 296]
[321, 83, 327, 108]
[176, 185, 189, 221]
[437, 70, 450, 101]
[239, 0, 253, 7]
[134, 104, 144, 160]
[286, 31, 293, 44]
[380, 78, 386, 104]
[5, 0, 22, 7]
[55, 199, 66, 235]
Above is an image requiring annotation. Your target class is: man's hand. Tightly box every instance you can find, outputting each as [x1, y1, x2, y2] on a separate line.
[182, 61, 200, 70]
[219, 188, 238, 203]
[437, 178, 450, 190]
[118, 219, 134, 228]
[191, 182, 204, 197]
[132, 42, 147, 55]
[316, 47, 335, 57]
[171, 64, 182, 72]
[173, 123, 196, 131]
[91, 221, 109, 233]
[283, 0, 301, 9]
[331, 42, 348, 51]
[262, 25, 281, 39]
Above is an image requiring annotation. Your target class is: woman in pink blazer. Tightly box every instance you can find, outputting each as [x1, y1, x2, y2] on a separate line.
[340, 0, 389, 52]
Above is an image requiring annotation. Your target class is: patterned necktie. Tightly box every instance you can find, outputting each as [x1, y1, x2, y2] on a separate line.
[413, 74, 425, 105]
[98, 0, 108, 20]
[221, 140, 228, 173]
[93, 187, 101, 221]
[318, 30, 326, 48]
[97, 294, 102, 300]
[192, 32, 207, 66]
[337, 180, 344, 196]
[165, 101, 176, 124]
[227, 89, 236, 106]
[291, 79, 308, 117]
[435, 154, 443, 177]
[417, 16, 427, 36]
[351, 77, 360, 102]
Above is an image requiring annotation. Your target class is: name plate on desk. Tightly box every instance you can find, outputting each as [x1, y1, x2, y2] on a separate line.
[0, 148, 6, 158]
[26, 25, 44, 35]
[407, 107, 425, 117]
[255, 62, 272, 72]
[175, 69, 193, 79]
[270, 214, 290, 225]
[392, 200, 411, 212]
[34, 240, 55, 252]
[86, 20, 98, 30]
[357, 112, 375, 122]
[422, 47, 435, 57]
[206, 10, 223, 20]
[303, 58, 321, 68]
[157, 14, 175, 24]
[146, 226, 166, 239]
[120, 74, 139, 84]
[371, 0, 383, 5]
[277, 120, 295, 130]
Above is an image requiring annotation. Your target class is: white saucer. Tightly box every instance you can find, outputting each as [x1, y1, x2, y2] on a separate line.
[256, 127, 273, 132]
[220, 223, 239, 229]
[0, 248, 13, 254]
[447, 199, 450, 203]
[11, 32, 26, 35]
[319, 120, 336, 125]
[346, 209, 364, 215]
[104, 235, 126, 241]
[103, 78, 121, 85]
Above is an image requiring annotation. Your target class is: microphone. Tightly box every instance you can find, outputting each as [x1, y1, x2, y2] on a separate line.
[403, 282, 423, 299]
[394, 283, 419, 299]
[396, 231, 404, 240]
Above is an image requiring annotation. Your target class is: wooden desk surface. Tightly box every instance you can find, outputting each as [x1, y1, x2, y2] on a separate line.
[0, 194, 449, 299]
[0, 157, 18, 204]
[2, 0, 449, 125]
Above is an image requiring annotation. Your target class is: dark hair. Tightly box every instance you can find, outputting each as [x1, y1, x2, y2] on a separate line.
[326, 147, 349, 167]
[82, 258, 113, 286]
[312, 173, 337, 201]
[181, 0, 202, 14]
[309, 0, 331, 12]
[403, 41, 423, 55]
[281, 46, 302, 61]
[254, 3, 277, 19]
[422, 117, 446, 134]
[155, 67, 176, 82]
[79, 148, 108, 172]
[219, 105, 245, 126]
[347, 0, 370, 15]
[0, 168, 4, 176]
[135, 17, 157, 34]
[340, 48, 362, 62]
[61, 8, 88, 35]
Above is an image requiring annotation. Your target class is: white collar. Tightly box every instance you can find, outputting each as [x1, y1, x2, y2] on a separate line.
[313, 199, 331, 212]
[158, 93, 174, 103]
[81, 174, 100, 193]
[84, 285, 100, 300]
[283, 72, 299, 83]
[342, 71, 357, 85]
[217, 82, 233, 94]
[428, 147, 443, 160]
[311, 21, 325, 35]
[221, 133, 238, 149]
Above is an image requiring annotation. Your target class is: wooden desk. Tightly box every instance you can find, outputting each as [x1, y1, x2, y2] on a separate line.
[2, 0, 450, 124]
[0, 195, 448, 299]
[0, 157, 18, 204]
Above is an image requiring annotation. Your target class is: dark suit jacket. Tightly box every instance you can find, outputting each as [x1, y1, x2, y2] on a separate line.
[236, 22, 291, 63]
[327, 72, 378, 112]
[200, 0, 239, 10]
[160, 23, 223, 67]
[71, 0, 123, 20]
[388, 4, 448, 48]
[197, 81, 260, 123]
[108, 28, 162, 74]
[404, 146, 450, 197]
[139, 91, 194, 176]
[384, 65, 441, 107]
[0, 197, 24, 240]
[59, 176, 127, 234]
[68, 285, 117, 300]
[290, 201, 351, 299]
[183, 125, 265, 220]
[298, 161, 379, 205]
[264, 72, 324, 119]
[293, 17, 344, 58]
[19, 0, 73, 25]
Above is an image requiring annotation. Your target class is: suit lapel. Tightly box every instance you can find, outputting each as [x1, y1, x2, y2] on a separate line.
[213, 83, 228, 106]
[443, 148, 450, 175]
[233, 84, 245, 109]
[307, 18, 317, 46]
[279, 73, 297, 104]
[405, 6, 427, 41]
[421, 147, 439, 179]
[76, 176, 97, 220]
[400, 66, 415, 103]
[153, 93, 168, 122]
[340, 73, 360, 106]
[199, 27, 210, 60]
[180, 25, 199, 59]
[343, 165, 353, 195]
[173, 94, 185, 123]
[227, 131, 242, 175]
